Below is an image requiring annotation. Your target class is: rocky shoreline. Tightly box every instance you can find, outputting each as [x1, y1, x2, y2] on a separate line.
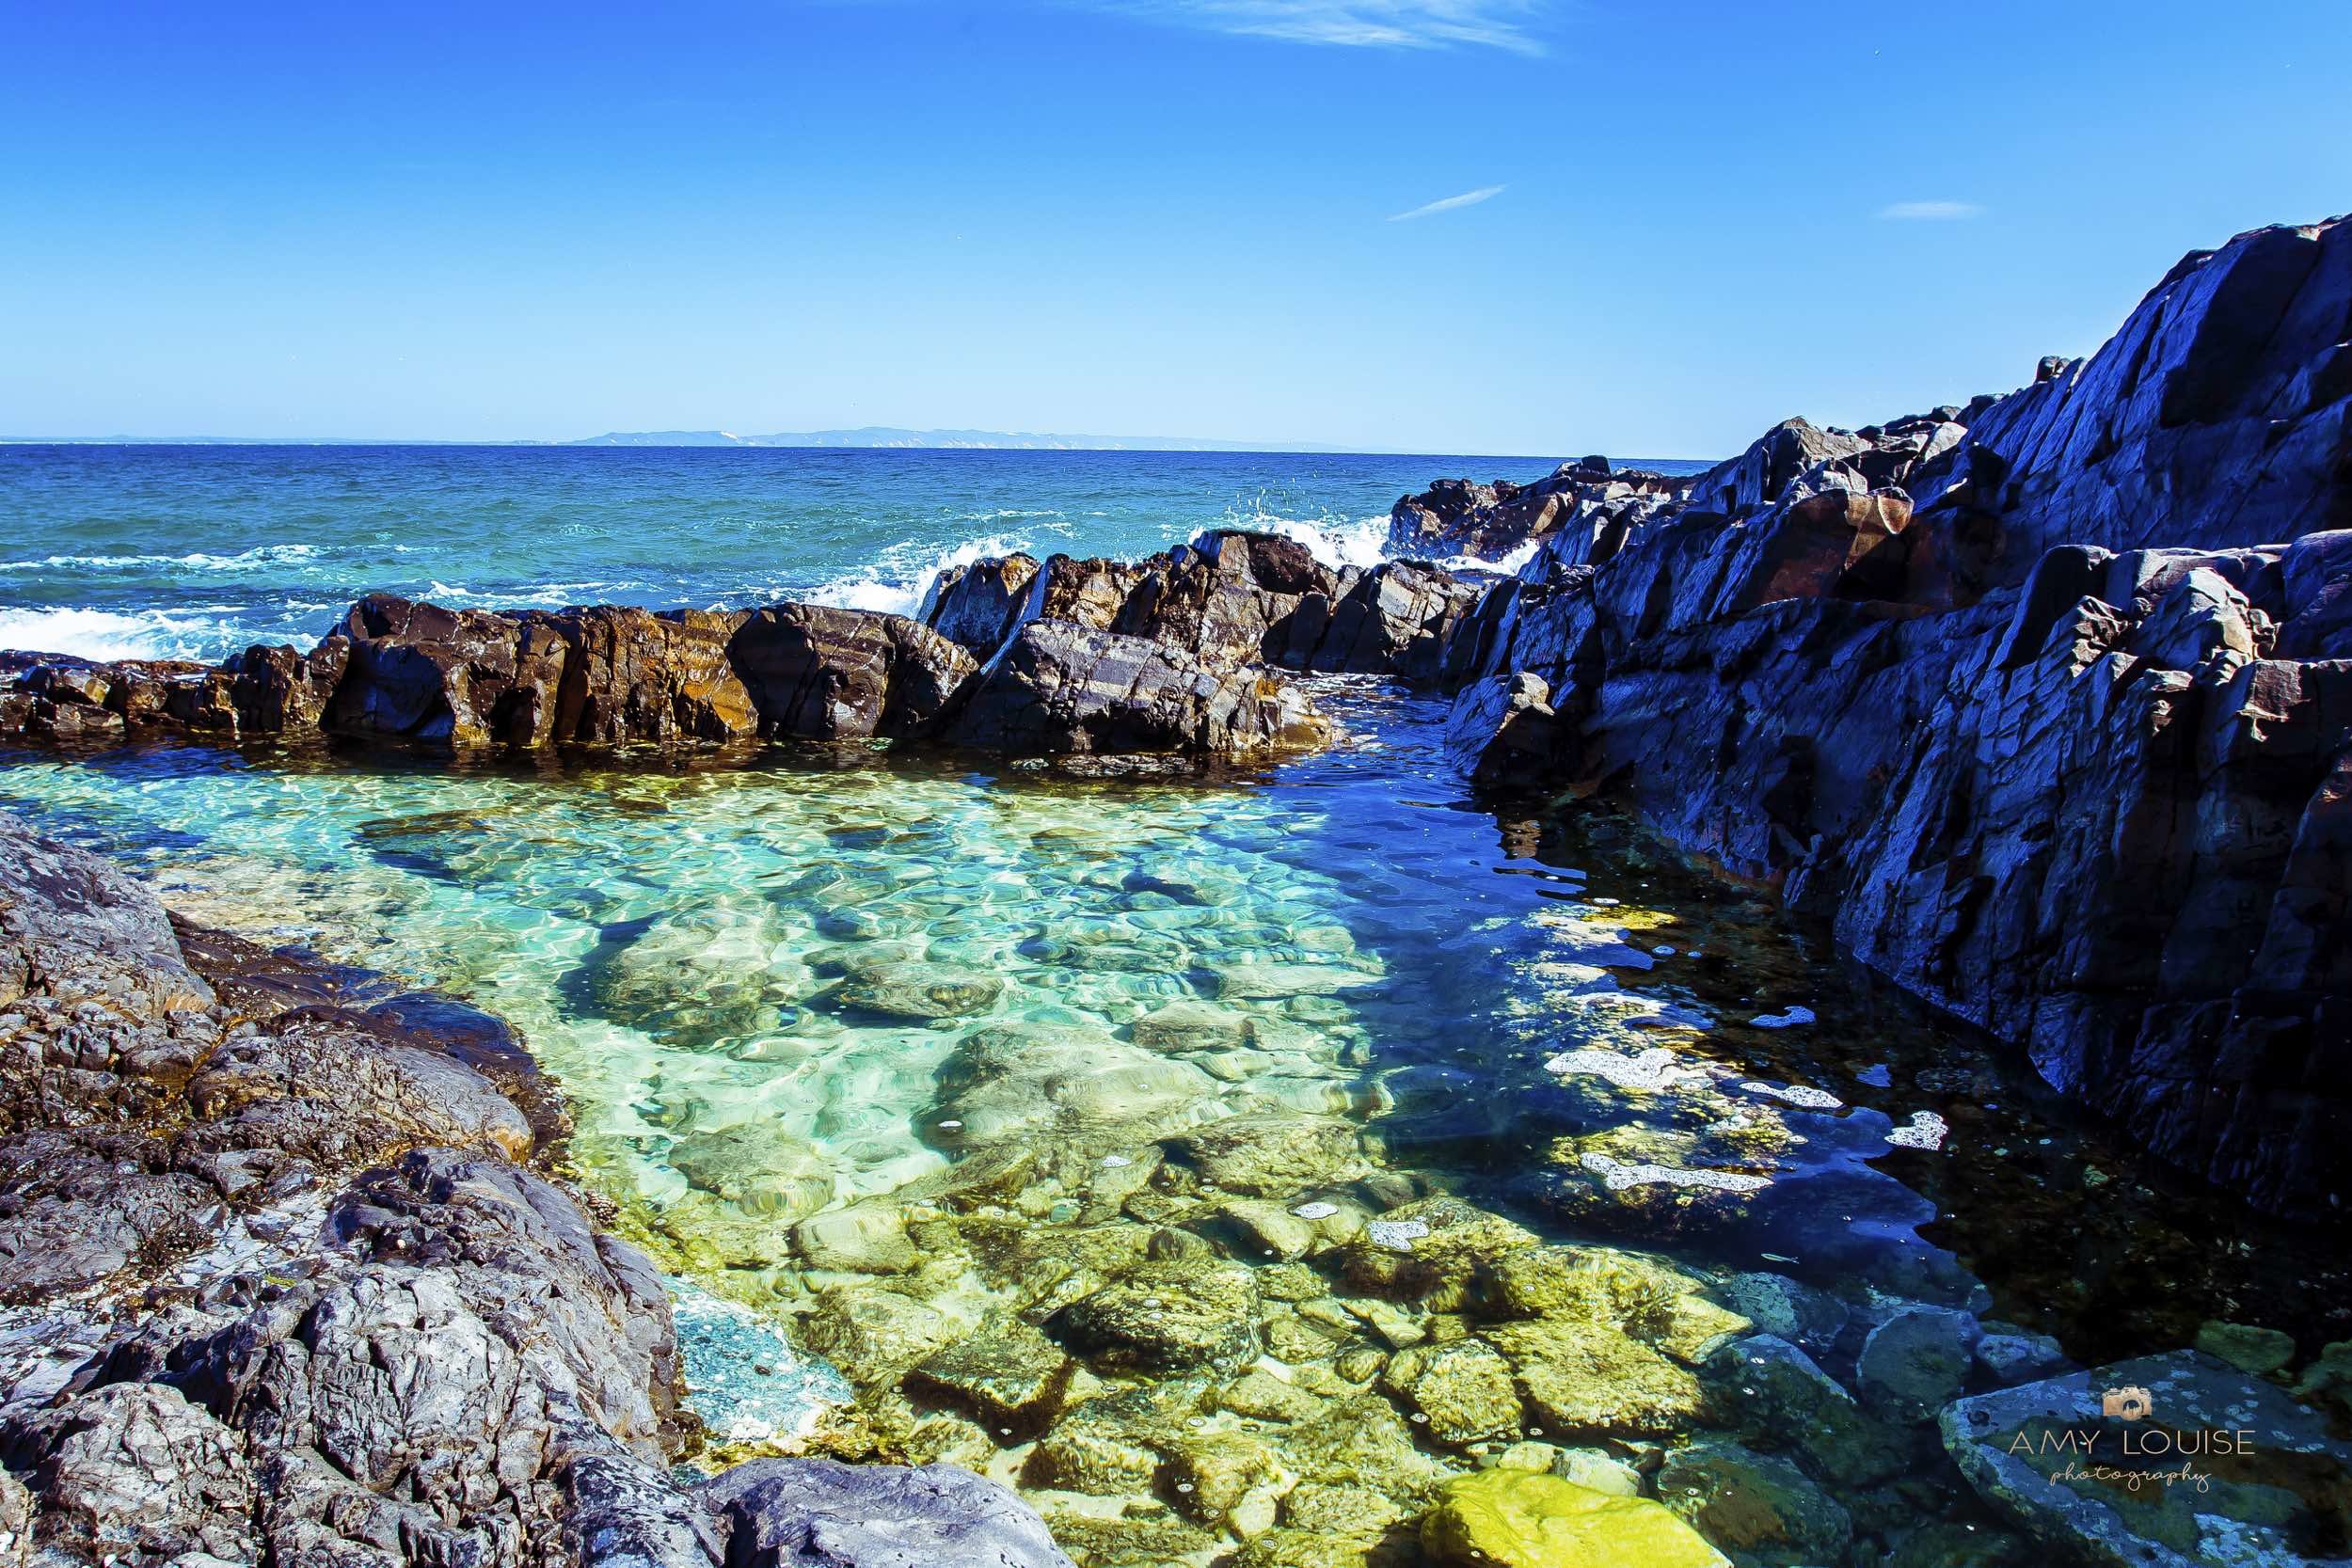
[0, 809, 1078, 1566]
[5, 225, 2343, 1224]
[1429, 215, 2352, 1221]
[2, 214, 2350, 1568]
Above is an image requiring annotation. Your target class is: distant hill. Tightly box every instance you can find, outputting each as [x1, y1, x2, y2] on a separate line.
[565, 427, 1361, 452]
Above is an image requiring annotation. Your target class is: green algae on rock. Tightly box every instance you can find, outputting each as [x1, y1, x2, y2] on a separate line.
[1421, 1470, 1730, 1568]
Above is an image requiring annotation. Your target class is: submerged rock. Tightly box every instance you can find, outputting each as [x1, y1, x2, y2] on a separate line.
[1855, 1305, 1981, 1421]
[907, 1319, 1074, 1434]
[1420, 1469, 1731, 1568]
[1170, 1113, 1366, 1197]
[1487, 1316, 1708, 1440]
[1055, 1257, 1263, 1372]
[1656, 1437, 1851, 1566]
[834, 959, 1005, 1019]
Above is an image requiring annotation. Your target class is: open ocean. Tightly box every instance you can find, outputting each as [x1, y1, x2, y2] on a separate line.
[0, 444, 1684, 662]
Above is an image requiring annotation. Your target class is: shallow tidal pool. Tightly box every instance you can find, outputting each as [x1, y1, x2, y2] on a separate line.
[5, 684, 2344, 1568]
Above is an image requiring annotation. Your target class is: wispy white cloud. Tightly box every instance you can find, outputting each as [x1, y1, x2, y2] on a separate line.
[1105, 2, 1551, 54]
[1877, 199, 1985, 221]
[1389, 183, 1505, 221]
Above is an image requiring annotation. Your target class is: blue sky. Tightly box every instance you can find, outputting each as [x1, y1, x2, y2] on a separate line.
[2, 0, 2345, 455]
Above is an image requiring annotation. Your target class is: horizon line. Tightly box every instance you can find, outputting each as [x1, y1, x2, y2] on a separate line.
[0, 434, 1714, 463]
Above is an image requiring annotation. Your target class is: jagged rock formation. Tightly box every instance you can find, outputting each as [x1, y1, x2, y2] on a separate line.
[924, 529, 1486, 683]
[0, 530, 1488, 768]
[1440, 215, 2352, 1217]
[0, 811, 1073, 1567]
[1389, 458, 1687, 562]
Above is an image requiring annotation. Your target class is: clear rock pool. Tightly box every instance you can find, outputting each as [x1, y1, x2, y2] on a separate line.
[5, 683, 2344, 1567]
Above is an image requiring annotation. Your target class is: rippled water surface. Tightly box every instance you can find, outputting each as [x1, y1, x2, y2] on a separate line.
[5, 689, 2344, 1567]
[0, 445, 1677, 660]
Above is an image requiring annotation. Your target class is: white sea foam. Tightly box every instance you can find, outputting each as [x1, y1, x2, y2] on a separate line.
[1258, 514, 1392, 570]
[803, 533, 1034, 619]
[1580, 1153, 1772, 1194]
[0, 543, 321, 574]
[1885, 1111, 1949, 1151]
[0, 605, 240, 661]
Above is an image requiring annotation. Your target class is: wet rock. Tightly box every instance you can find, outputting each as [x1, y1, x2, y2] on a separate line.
[835, 959, 1004, 1019]
[1551, 1447, 1641, 1497]
[1941, 1351, 2352, 1568]
[1282, 1392, 1449, 1493]
[924, 552, 1045, 657]
[1219, 1368, 1327, 1423]
[1704, 1336, 1907, 1488]
[1656, 1437, 1851, 1566]
[1209, 1197, 1319, 1261]
[1023, 1384, 1195, 1494]
[1715, 1273, 1850, 1356]
[539, 604, 761, 744]
[1379, 1338, 1523, 1445]
[794, 1202, 919, 1275]
[669, 1125, 836, 1221]
[907, 1319, 1073, 1434]
[1337, 1196, 1539, 1309]
[1164, 1431, 1279, 1524]
[1211, 960, 1380, 1000]
[1486, 1244, 1704, 1322]
[1884, 1520, 2034, 1568]
[1855, 1305, 1980, 1421]
[1486, 1316, 1708, 1440]
[312, 595, 543, 744]
[728, 603, 977, 741]
[2192, 1319, 2296, 1377]
[1435, 215, 2352, 1219]
[1420, 1469, 1731, 1568]
[1055, 1257, 1263, 1372]
[702, 1457, 1076, 1568]
[1973, 1330, 2069, 1386]
[1340, 1296, 1426, 1351]
[943, 619, 1331, 761]
[798, 1289, 958, 1387]
[2294, 1339, 2352, 1418]
[1169, 1114, 1364, 1197]
[1131, 998, 1255, 1053]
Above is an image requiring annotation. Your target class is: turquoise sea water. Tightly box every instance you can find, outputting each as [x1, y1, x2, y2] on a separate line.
[4, 447, 2345, 1565]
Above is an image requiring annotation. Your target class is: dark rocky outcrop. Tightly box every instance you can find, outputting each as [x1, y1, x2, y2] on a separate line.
[1390, 459, 1686, 562]
[727, 603, 978, 741]
[1440, 215, 2352, 1218]
[0, 811, 1074, 1567]
[924, 529, 1486, 685]
[941, 619, 1332, 761]
[0, 571, 1329, 766]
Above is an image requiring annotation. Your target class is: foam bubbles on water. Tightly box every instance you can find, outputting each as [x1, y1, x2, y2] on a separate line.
[0, 605, 239, 661]
[803, 533, 1034, 618]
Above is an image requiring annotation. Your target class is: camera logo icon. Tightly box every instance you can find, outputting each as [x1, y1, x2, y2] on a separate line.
[2101, 1386, 2154, 1422]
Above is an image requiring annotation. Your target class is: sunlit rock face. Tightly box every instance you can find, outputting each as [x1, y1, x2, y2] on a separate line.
[1440, 217, 2352, 1219]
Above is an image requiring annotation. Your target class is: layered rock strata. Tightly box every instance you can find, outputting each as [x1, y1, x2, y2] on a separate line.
[1441, 216, 2352, 1217]
[0, 810, 1073, 1568]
